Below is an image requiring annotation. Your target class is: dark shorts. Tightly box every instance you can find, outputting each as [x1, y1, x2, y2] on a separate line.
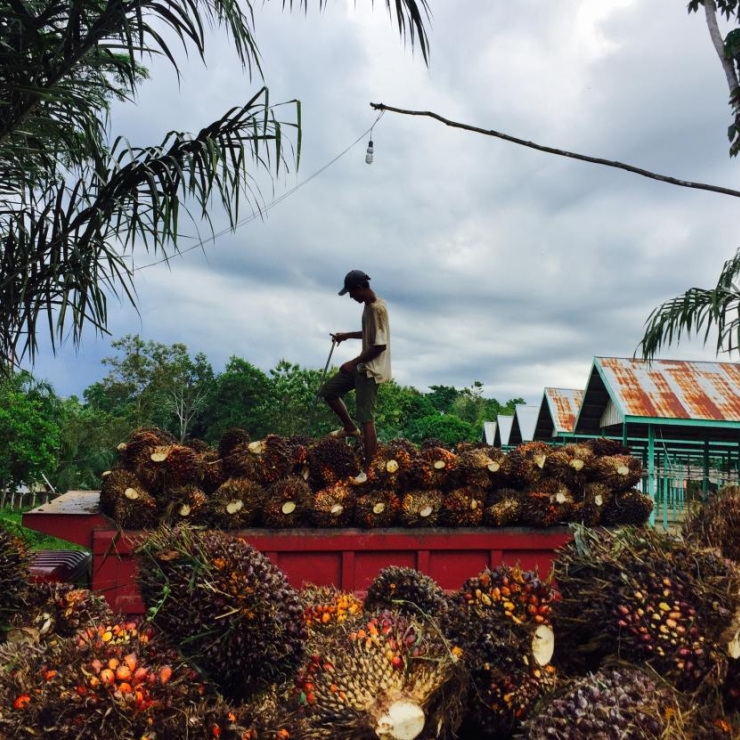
[319, 368, 379, 424]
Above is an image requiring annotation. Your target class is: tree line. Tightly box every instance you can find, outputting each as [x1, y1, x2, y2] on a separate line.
[1, 334, 523, 495]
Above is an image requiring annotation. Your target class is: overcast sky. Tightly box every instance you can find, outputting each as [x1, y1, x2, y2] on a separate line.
[28, 0, 740, 407]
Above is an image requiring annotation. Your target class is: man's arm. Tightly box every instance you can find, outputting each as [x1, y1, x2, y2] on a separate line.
[340, 344, 386, 374]
[332, 331, 362, 343]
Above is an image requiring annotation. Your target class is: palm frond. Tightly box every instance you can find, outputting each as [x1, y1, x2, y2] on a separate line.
[638, 247, 740, 359]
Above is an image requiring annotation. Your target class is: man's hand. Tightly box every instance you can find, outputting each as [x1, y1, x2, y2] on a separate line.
[332, 332, 347, 344]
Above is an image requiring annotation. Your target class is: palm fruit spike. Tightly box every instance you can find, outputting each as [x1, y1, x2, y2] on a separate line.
[544, 443, 594, 489]
[444, 565, 557, 738]
[453, 448, 496, 490]
[364, 566, 449, 619]
[600, 488, 654, 526]
[261, 475, 313, 528]
[116, 426, 177, 470]
[99, 468, 159, 529]
[0, 616, 217, 740]
[135, 526, 306, 700]
[522, 665, 683, 740]
[589, 453, 643, 492]
[200, 447, 226, 494]
[419, 446, 459, 490]
[585, 436, 631, 457]
[202, 477, 266, 529]
[483, 488, 523, 527]
[295, 610, 466, 740]
[307, 437, 362, 490]
[218, 426, 250, 460]
[247, 434, 294, 485]
[9, 582, 114, 642]
[506, 441, 551, 488]
[575, 482, 612, 527]
[312, 481, 356, 527]
[162, 484, 209, 524]
[134, 442, 203, 497]
[0, 522, 31, 631]
[683, 484, 740, 562]
[367, 441, 416, 490]
[301, 585, 365, 649]
[398, 489, 444, 528]
[354, 488, 401, 528]
[440, 487, 485, 527]
[552, 525, 740, 690]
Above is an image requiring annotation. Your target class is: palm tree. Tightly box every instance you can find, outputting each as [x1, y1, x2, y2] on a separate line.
[0, 0, 431, 368]
[638, 247, 740, 360]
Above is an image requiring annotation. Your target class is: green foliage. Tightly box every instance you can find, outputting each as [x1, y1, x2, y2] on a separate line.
[0, 508, 85, 551]
[638, 247, 740, 359]
[0, 372, 61, 492]
[374, 381, 436, 441]
[406, 413, 479, 447]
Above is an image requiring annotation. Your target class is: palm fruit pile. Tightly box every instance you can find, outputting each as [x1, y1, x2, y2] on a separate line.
[682, 484, 740, 562]
[293, 609, 466, 740]
[552, 525, 740, 692]
[364, 566, 450, 619]
[520, 665, 684, 740]
[0, 522, 31, 633]
[98, 427, 651, 532]
[134, 525, 306, 700]
[444, 564, 557, 738]
[301, 585, 365, 651]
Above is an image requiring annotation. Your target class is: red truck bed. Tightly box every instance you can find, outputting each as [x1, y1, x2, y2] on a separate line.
[24, 491, 573, 615]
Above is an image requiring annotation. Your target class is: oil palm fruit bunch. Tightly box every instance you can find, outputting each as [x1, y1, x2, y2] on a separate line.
[419, 445, 459, 490]
[453, 448, 496, 490]
[262, 476, 314, 528]
[222, 438, 264, 480]
[0, 522, 31, 632]
[135, 443, 203, 497]
[445, 566, 557, 739]
[441, 487, 485, 527]
[294, 610, 465, 740]
[585, 437, 631, 457]
[354, 488, 401, 528]
[544, 443, 594, 489]
[573, 482, 612, 527]
[507, 442, 551, 488]
[301, 586, 365, 648]
[367, 441, 416, 490]
[218, 427, 251, 460]
[135, 526, 306, 700]
[485, 447, 513, 489]
[307, 437, 362, 490]
[682, 485, 740, 562]
[286, 435, 312, 479]
[99, 468, 158, 529]
[521, 480, 574, 528]
[161, 484, 209, 525]
[553, 525, 740, 690]
[0, 617, 213, 740]
[589, 454, 643, 491]
[116, 427, 177, 470]
[247, 434, 295, 486]
[520, 665, 683, 740]
[312, 481, 357, 527]
[399, 489, 444, 528]
[202, 477, 266, 529]
[200, 448, 226, 494]
[9, 582, 114, 642]
[364, 566, 449, 620]
[600, 488, 653, 525]
[483, 489, 523, 527]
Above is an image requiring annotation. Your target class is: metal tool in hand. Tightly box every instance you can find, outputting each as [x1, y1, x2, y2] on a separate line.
[305, 335, 337, 436]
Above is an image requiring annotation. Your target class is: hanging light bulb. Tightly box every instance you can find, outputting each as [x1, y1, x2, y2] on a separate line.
[365, 139, 374, 165]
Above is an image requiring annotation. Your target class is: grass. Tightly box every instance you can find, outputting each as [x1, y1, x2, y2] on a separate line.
[0, 507, 87, 551]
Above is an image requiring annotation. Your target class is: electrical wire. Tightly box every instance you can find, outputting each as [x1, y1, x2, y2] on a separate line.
[134, 110, 385, 273]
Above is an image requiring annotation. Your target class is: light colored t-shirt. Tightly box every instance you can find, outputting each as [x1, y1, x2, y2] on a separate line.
[360, 298, 391, 383]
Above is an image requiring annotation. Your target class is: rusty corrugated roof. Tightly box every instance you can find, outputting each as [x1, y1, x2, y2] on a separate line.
[544, 388, 584, 433]
[596, 357, 740, 422]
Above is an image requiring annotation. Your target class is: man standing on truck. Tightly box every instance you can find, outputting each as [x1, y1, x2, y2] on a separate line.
[319, 270, 391, 467]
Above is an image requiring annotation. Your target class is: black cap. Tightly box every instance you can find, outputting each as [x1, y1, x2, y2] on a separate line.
[338, 270, 370, 296]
